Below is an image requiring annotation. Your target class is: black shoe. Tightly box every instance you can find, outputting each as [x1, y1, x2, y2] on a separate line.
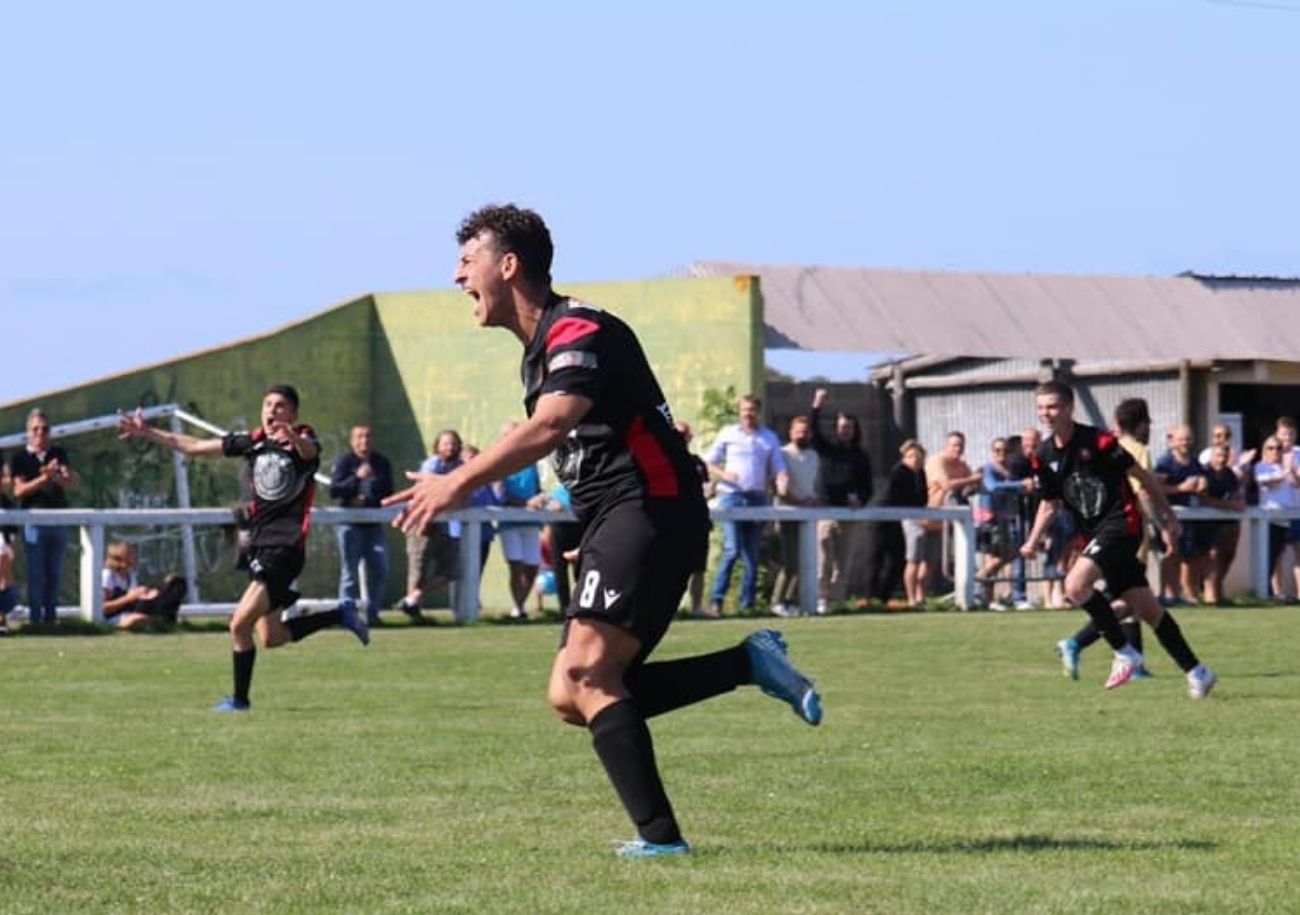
[398, 599, 422, 621]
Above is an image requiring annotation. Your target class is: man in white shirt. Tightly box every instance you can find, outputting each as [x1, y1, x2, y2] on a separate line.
[772, 416, 820, 617]
[706, 394, 788, 615]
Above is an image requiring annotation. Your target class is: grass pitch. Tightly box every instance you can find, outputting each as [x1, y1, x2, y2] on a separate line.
[1, 607, 1298, 914]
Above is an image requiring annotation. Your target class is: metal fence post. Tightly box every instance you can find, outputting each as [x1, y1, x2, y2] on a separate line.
[456, 516, 482, 623]
[79, 523, 105, 622]
[798, 515, 819, 615]
[1252, 511, 1271, 600]
[951, 513, 976, 610]
[169, 414, 200, 603]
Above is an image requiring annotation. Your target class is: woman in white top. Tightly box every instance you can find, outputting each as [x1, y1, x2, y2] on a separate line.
[1252, 435, 1300, 600]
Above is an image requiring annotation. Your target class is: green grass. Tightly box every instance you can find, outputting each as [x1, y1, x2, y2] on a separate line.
[2, 608, 1299, 914]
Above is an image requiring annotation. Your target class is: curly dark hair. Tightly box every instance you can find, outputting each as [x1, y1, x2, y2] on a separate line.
[456, 204, 554, 286]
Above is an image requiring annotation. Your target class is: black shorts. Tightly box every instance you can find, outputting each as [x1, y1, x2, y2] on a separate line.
[1081, 535, 1148, 599]
[247, 545, 305, 611]
[560, 501, 709, 659]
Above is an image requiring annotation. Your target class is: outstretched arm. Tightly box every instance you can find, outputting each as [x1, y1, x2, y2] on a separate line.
[117, 408, 223, 457]
[385, 392, 592, 533]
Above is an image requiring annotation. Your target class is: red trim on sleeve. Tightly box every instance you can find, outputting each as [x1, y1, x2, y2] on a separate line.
[626, 415, 679, 498]
[546, 317, 600, 352]
[299, 480, 316, 547]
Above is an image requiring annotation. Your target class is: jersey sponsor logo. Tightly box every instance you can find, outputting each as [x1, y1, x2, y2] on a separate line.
[603, 587, 622, 609]
[252, 448, 302, 502]
[547, 351, 598, 372]
[1062, 472, 1107, 519]
[655, 401, 674, 426]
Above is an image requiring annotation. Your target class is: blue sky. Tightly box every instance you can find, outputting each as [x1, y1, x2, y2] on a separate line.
[3, 0, 1298, 405]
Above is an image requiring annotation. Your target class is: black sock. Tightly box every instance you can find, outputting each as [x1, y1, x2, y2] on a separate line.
[1072, 620, 1102, 650]
[625, 645, 750, 719]
[233, 648, 256, 703]
[589, 700, 681, 845]
[1154, 612, 1199, 673]
[1078, 591, 1128, 650]
[1121, 619, 1144, 655]
[286, 609, 342, 642]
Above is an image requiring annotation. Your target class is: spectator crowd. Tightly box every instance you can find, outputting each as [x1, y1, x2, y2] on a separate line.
[6, 394, 1300, 631]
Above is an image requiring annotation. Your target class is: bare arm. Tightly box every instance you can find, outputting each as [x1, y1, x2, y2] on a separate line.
[118, 408, 223, 457]
[1019, 497, 1060, 557]
[385, 392, 593, 533]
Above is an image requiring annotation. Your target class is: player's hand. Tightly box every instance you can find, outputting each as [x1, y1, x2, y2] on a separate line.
[117, 407, 148, 440]
[812, 388, 828, 410]
[1161, 514, 1182, 552]
[1019, 540, 1040, 559]
[267, 421, 296, 445]
[384, 471, 467, 534]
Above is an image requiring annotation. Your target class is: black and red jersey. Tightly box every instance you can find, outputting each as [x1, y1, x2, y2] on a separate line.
[1032, 422, 1142, 541]
[222, 426, 320, 548]
[521, 295, 707, 524]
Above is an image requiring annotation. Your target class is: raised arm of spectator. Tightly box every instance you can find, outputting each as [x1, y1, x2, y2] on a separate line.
[809, 388, 832, 454]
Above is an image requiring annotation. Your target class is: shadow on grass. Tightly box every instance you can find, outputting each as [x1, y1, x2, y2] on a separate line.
[738, 834, 1218, 855]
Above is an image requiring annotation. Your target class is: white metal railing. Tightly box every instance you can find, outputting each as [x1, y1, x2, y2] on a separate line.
[0, 503, 1285, 623]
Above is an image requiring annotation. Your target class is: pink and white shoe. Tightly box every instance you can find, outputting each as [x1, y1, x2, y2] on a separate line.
[1104, 653, 1140, 690]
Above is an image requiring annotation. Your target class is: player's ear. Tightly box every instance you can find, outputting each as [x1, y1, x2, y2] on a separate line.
[500, 251, 518, 280]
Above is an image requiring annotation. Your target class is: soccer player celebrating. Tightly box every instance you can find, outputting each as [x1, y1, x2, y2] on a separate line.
[118, 384, 369, 712]
[386, 204, 821, 857]
[1020, 381, 1216, 698]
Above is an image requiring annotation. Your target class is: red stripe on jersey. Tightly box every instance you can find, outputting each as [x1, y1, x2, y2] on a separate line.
[626, 415, 679, 498]
[546, 316, 600, 351]
[1120, 477, 1142, 537]
[299, 479, 316, 547]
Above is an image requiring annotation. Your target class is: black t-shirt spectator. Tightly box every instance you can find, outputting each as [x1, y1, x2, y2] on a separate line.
[885, 462, 927, 508]
[1156, 452, 1207, 507]
[10, 446, 71, 509]
[809, 407, 873, 507]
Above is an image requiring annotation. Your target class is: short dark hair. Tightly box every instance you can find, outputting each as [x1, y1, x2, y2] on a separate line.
[1035, 380, 1074, 406]
[265, 384, 300, 412]
[1114, 398, 1151, 435]
[456, 204, 554, 285]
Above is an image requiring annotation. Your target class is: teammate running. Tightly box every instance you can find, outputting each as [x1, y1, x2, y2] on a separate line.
[386, 204, 821, 856]
[1020, 380, 1216, 698]
[118, 384, 369, 711]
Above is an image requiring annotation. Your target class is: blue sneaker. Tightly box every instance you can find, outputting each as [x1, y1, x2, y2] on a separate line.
[213, 696, 251, 712]
[1055, 637, 1080, 680]
[339, 603, 370, 646]
[1131, 664, 1153, 680]
[744, 629, 822, 726]
[615, 836, 691, 858]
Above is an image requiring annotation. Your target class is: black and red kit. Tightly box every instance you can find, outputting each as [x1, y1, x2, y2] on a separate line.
[222, 426, 320, 549]
[521, 295, 707, 649]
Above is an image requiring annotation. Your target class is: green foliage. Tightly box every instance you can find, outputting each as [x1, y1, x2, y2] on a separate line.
[0, 609, 1295, 913]
[697, 384, 739, 441]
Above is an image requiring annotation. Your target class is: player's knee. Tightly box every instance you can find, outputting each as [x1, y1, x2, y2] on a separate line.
[546, 680, 584, 725]
[262, 629, 289, 649]
[1063, 582, 1089, 606]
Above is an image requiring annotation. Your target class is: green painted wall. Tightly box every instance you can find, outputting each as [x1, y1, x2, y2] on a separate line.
[372, 275, 760, 455]
[0, 276, 760, 611]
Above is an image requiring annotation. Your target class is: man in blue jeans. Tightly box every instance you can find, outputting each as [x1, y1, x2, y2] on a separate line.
[329, 425, 394, 624]
[705, 394, 788, 615]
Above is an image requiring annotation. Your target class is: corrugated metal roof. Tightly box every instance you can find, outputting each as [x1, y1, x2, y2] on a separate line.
[685, 262, 1300, 361]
